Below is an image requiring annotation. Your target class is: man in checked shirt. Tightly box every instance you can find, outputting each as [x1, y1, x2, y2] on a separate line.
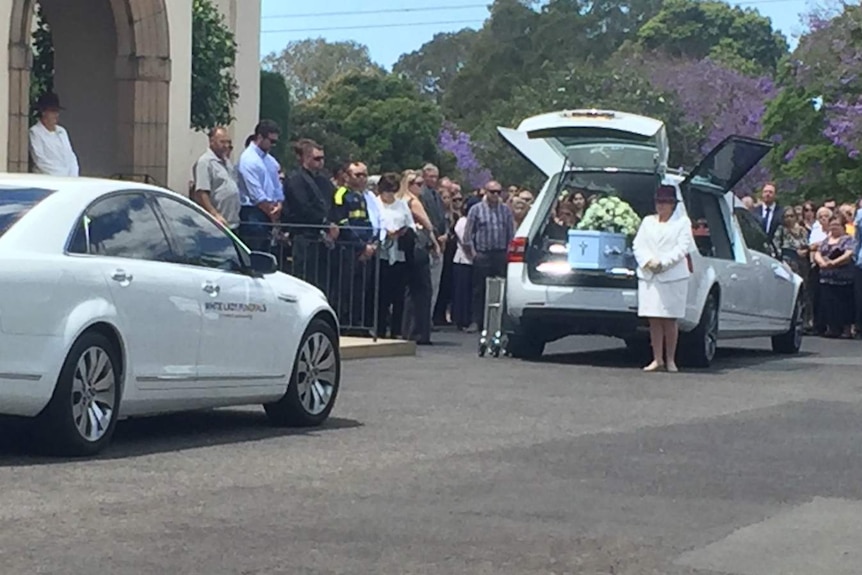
[462, 180, 514, 333]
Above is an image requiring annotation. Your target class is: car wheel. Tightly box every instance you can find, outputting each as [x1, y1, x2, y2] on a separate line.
[506, 331, 545, 361]
[264, 318, 341, 427]
[35, 331, 122, 457]
[680, 292, 719, 368]
[771, 297, 803, 354]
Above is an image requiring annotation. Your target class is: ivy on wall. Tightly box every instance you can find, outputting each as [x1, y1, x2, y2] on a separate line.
[30, 3, 54, 125]
[191, 0, 239, 131]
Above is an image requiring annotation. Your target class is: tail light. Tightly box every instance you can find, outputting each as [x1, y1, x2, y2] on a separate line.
[508, 237, 528, 263]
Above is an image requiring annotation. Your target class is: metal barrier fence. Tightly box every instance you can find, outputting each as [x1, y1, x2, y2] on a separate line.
[241, 222, 381, 340]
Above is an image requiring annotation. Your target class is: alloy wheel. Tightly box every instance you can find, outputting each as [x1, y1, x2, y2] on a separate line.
[70, 346, 116, 442]
[296, 332, 337, 416]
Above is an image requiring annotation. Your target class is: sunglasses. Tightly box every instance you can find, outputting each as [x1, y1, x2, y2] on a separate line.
[486, 189, 502, 194]
[312, 155, 325, 162]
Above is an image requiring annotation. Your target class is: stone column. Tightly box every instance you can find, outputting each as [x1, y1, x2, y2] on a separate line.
[6, 41, 31, 173]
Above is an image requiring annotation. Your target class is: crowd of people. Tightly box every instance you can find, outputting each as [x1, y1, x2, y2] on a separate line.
[742, 186, 862, 339]
[191, 119, 535, 345]
[191, 119, 862, 346]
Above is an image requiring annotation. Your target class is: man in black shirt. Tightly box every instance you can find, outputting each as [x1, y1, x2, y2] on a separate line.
[283, 139, 339, 291]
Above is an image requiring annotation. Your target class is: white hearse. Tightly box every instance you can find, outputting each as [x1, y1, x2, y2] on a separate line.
[498, 109, 803, 366]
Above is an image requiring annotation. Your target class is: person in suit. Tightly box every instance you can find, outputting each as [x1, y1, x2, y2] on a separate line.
[756, 182, 784, 241]
[632, 185, 695, 373]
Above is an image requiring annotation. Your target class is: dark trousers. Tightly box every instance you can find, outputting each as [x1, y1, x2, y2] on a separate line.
[403, 259, 433, 343]
[451, 263, 473, 329]
[293, 236, 332, 293]
[378, 260, 408, 338]
[820, 281, 854, 335]
[238, 206, 272, 252]
[433, 243, 456, 323]
[334, 249, 375, 330]
[471, 250, 508, 328]
[854, 267, 862, 332]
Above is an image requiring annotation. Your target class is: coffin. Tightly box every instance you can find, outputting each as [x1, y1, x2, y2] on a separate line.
[567, 229, 628, 270]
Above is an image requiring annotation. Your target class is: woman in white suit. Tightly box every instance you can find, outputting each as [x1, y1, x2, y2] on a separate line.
[633, 185, 694, 372]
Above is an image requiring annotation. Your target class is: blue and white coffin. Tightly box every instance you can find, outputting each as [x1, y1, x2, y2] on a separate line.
[567, 229, 627, 270]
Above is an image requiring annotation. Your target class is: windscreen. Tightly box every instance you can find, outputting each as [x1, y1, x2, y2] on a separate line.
[0, 187, 55, 237]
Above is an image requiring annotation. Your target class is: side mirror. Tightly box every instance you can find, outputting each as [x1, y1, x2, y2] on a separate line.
[248, 251, 278, 275]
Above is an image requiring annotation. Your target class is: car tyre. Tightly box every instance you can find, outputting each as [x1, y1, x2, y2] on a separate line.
[35, 331, 122, 457]
[264, 318, 341, 427]
[680, 291, 719, 368]
[506, 331, 545, 360]
[771, 297, 803, 354]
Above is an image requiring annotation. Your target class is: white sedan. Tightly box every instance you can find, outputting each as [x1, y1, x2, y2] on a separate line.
[0, 174, 341, 456]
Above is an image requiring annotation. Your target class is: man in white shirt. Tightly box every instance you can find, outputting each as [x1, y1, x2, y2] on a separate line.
[29, 92, 80, 177]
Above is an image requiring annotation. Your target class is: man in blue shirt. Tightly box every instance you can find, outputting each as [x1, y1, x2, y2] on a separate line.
[237, 120, 284, 251]
[853, 202, 862, 338]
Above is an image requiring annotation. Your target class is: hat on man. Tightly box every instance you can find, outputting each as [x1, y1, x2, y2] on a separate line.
[654, 185, 678, 204]
[36, 92, 64, 112]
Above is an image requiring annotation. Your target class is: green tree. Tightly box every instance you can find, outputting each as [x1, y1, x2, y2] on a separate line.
[262, 39, 384, 102]
[761, 5, 862, 203]
[259, 70, 291, 164]
[635, 0, 789, 74]
[191, 0, 239, 131]
[393, 29, 479, 103]
[290, 72, 444, 173]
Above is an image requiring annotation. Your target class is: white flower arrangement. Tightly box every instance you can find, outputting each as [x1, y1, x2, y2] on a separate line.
[575, 196, 641, 237]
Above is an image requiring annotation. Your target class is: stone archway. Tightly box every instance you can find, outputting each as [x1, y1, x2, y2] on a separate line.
[7, 0, 171, 185]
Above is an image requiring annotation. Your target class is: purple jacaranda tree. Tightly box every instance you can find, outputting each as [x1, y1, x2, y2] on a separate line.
[791, 6, 862, 159]
[438, 123, 493, 189]
[626, 54, 777, 195]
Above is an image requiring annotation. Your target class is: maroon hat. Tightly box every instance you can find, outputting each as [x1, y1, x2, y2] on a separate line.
[654, 185, 678, 204]
[36, 92, 64, 112]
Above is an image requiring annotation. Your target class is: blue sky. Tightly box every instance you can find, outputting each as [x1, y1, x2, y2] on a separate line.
[259, 0, 817, 69]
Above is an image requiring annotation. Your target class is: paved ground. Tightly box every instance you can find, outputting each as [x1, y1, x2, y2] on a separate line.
[2, 331, 862, 574]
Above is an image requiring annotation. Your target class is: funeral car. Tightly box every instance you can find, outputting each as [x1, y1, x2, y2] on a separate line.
[0, 174, 341, 456]
[498, 109, 804, 366]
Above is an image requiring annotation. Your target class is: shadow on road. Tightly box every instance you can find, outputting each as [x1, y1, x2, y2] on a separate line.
[0, 410, 362, 465]
[539, 345, 818, 373]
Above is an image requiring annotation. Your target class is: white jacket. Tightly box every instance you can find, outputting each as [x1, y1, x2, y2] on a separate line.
[633, 214, 694, 282]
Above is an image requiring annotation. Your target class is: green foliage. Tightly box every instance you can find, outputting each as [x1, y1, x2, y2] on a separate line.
[191, 0, 238, 132]
[636, 0, 789, 74]
[262, 39, 384, 102]
[29, 3, 54, 125]
[288, 72, 444, 174]
[259, 70, 291, 164]
[393, 29, 479, 103]
[760, 5, 862, 204]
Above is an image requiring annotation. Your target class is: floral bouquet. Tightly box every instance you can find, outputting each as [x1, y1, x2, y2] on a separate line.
[576, 196, 641, 237]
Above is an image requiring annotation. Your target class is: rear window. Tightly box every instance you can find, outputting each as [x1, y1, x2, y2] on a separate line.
[0, 187, 55, 237]
[556, 171, 661, 217]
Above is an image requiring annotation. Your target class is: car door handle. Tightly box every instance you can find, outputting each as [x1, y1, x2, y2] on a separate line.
[201, 281, 220, 296]
[730, 273, 739, 281]
[111, 270, 133, 283]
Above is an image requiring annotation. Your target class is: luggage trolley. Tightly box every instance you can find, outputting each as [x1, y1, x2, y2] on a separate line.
[478, 276, 506, 357]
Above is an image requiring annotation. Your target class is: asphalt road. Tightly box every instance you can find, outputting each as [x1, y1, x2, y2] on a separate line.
[2, 331, 862, 574]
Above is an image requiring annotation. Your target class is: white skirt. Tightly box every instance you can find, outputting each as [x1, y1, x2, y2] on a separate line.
[638, 277, 688, 319]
